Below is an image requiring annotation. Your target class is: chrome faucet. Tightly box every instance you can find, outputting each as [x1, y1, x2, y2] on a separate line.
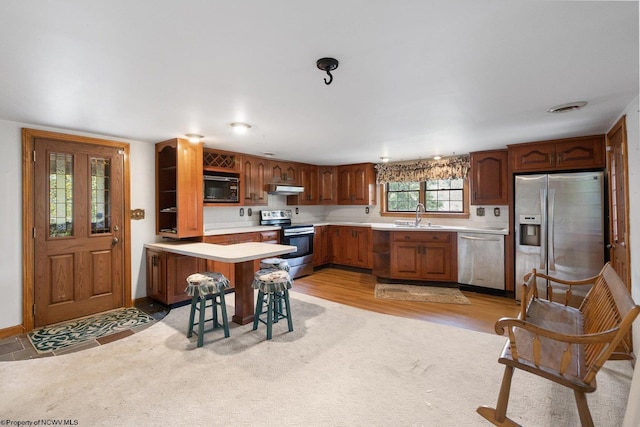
[415, 203, 425, 226]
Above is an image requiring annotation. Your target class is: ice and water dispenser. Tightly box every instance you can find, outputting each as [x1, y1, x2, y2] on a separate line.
[519, 214, 541, 247]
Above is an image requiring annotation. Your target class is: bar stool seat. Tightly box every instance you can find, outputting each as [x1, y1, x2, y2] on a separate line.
[259, 257, 290, 272]
[185, 272, 230, 347]
[252, 269, 294, 340]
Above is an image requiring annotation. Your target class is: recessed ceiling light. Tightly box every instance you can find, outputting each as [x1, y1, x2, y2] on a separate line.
[547, 101, 588, 113]
[380, 156, 390, 163]
[263, 152, 276, 157]
[185, 133, 203, 143]
[230, 122, 251, 134]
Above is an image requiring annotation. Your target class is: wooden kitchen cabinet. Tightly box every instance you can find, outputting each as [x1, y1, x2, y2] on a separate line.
[145, 248, 206, 305]
[241, 155, 268, 205]
[269, 160, 298, 184]
[337, 163, 377, 205]
[509, 135, 605, 173]
[390, 231, 457, 282]
[318, 166, 338, 205]
[470, 149, 508, 205]
[313, 225, 331, 266]
[331, 225, 372, 269]
[156, 138, 203, 238]
[288, 163, 318, 205]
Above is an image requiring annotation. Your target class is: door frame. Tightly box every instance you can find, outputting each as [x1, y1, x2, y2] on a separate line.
[22, 128, 132, 332]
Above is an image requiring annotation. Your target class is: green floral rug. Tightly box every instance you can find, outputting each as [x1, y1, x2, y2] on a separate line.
[28, 308, 156, 353]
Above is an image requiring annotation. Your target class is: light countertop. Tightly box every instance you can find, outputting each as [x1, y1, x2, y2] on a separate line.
[144, 241, 296, 262]
[202, 222, 508, 236]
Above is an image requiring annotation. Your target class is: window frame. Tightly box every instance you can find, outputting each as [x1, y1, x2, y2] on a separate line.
[380, 179, 470, 219]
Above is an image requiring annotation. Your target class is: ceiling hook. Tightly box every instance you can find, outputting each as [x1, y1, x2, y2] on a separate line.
[316, 57, 339, 86]
[324, 70, 333, 85]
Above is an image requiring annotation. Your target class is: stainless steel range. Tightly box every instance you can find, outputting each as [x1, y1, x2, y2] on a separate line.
[260, 210, 315, 278]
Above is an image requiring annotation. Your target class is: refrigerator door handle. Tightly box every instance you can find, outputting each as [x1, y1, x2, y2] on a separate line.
[548, 188, 555, 271]
[540, 188, 547, 270]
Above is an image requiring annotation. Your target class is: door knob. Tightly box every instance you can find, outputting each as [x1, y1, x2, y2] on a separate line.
[112, 237, 119, 245]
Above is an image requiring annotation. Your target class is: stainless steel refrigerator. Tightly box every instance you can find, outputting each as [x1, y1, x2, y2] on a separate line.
[514, 172, 605, 303]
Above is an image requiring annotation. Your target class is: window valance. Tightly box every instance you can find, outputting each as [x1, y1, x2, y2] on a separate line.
[374, 155, 470, 184]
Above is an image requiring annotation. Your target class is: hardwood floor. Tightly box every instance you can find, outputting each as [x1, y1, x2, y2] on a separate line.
[293, 267, 520, 335]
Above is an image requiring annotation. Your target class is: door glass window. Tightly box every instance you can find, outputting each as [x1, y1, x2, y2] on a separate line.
[91, 157, 111, 234]
[49, 152, 73, 237]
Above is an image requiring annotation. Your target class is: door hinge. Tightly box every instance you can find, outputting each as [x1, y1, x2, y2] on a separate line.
[32, 150, 36, 162]
[32, 227, 36, 238]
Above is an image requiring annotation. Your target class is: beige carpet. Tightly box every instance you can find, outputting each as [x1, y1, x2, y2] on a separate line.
[375, 283, 470, 304]
[0, 291, 632, 426]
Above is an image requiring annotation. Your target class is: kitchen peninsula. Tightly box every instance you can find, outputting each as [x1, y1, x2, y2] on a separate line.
[144, 241, 296, 324]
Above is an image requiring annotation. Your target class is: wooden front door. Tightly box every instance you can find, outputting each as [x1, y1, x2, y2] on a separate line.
[606, 116, 631, 289]
[32, 136, 126, 326]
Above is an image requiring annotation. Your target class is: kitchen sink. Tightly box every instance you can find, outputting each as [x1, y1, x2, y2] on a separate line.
[393, 220, 444, 229]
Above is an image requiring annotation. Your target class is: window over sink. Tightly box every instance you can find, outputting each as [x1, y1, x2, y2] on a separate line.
[382, 179, 469, 218]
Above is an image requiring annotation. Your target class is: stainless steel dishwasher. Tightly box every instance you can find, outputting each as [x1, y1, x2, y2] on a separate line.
[457, 232, 505, 290]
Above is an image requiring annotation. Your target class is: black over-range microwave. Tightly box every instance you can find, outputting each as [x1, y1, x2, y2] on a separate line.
[204, 175, 239, 203]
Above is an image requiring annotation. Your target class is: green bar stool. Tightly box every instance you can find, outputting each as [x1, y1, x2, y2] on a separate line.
[252, 268, 294, 340]
[259, 257, 291, 272]
[185, 272, 230, 348]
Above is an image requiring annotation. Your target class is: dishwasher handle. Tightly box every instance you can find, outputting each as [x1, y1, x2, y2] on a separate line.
[459, 235, 502, 242]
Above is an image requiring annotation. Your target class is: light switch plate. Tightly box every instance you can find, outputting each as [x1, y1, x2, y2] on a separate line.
[131, 209, 145, 220]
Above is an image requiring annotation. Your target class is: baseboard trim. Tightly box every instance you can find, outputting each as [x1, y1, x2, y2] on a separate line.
[0, 324, 25, 339]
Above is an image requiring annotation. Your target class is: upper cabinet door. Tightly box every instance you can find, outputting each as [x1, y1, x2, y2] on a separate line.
[287, 164, 318, 205]
[555, 136, 605, 170]
[337, 163, 377, 205]
[318, 166, 338, 205]
[242, 155, 268, 205]
[470, 150, 508, 205]
[269, 160, 298, 184]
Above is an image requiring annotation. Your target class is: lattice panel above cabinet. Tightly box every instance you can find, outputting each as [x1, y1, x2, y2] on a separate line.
[203, 149, 240, 171]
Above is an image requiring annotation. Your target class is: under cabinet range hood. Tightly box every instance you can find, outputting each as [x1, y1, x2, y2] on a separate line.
[267, 184, 305, 195]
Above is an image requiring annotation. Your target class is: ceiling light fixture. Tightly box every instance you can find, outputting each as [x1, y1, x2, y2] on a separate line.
[380, 156, 390, 163]
[433, 155, 442, 160]
[230, 122, 251, 135]
[316, 57, 339, 85]
[547, 101, 588, 113]
[185, 133, 203, 143]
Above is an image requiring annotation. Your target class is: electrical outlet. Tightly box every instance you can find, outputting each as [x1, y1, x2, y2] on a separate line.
[239, 208, 244, 217]
[248, 208, 252, 216]
[365, 207, 370, 214]
[476, 207, 485, 217]
[494, 207, 501, 216]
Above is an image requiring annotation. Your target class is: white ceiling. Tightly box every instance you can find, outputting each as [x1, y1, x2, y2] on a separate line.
[0, 1, 637, 165]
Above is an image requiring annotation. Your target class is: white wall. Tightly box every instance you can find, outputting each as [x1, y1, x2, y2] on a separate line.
[0, 119, 157, 330]
[0, 120, 25, 330]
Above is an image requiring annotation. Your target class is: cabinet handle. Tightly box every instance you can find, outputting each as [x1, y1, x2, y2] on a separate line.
[550, 153, 554, 165]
